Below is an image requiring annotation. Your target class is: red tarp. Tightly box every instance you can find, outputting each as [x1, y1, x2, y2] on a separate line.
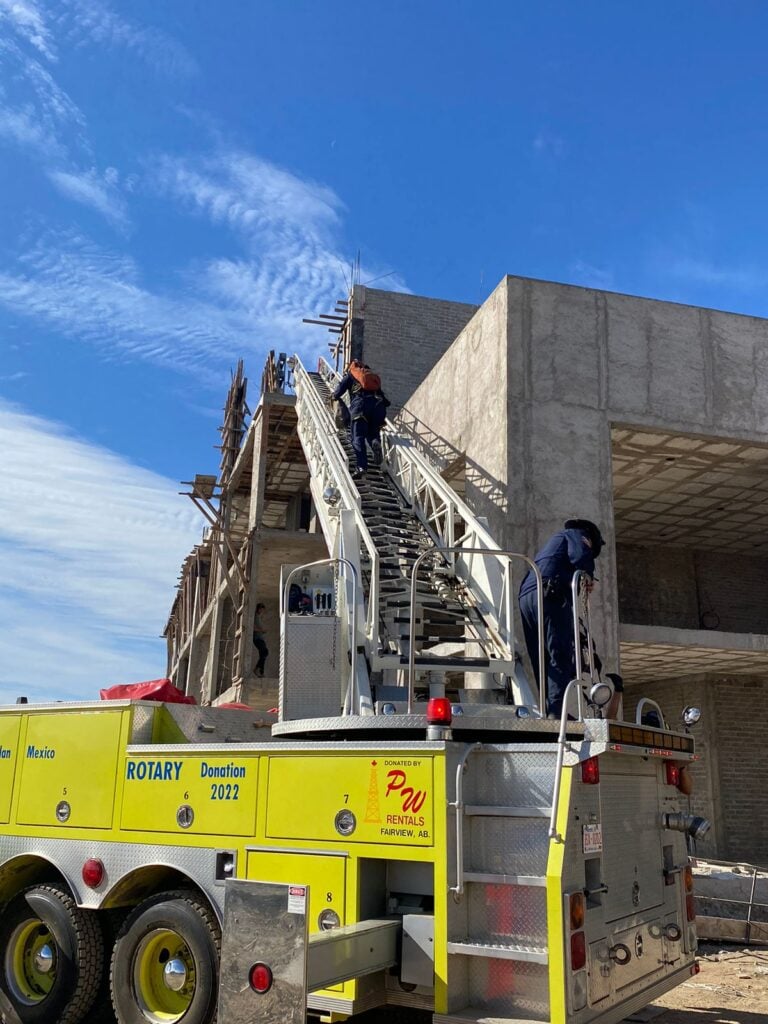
[99, 678, 196, 704]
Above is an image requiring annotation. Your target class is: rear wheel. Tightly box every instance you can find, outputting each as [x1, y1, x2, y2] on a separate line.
[110, 890, 220, 1024]
[0, 883, 103, 1024]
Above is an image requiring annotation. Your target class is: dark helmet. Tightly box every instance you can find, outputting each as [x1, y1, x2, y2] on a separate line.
[564, 518, 605, 556]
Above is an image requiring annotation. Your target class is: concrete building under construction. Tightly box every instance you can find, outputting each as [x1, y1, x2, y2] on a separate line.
[164, 276, 768, 867]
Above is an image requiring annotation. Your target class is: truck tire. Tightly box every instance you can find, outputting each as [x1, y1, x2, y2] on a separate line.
[0, 882, 104, 1024]
[110, 890, 220, 1024]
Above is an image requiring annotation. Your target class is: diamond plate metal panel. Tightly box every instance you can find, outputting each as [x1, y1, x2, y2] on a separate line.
[600, 772, 664, 921]
[466, 956, 549, 1020]
[0, 834, 224, 918]
[129, 704, 155, 743]
[469, 817, 549, 877]
[280, 618, 343, 721]
[464, 750, 557, 809]
[466, 883, 547, 946]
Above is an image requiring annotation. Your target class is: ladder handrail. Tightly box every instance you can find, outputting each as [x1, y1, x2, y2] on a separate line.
[448, 742, 482, 896]
[293, 357, 380, 643]
[408, 546, 546, 715]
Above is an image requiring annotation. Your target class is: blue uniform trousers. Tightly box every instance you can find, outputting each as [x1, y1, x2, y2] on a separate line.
[519, 589, 575, 716]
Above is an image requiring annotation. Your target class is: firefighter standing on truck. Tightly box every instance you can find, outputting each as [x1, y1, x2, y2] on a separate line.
[332, 360, 390, 480]
[519, 518, 605, 717]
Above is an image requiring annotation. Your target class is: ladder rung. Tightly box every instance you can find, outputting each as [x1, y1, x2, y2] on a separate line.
[464, 805, 550, 818]
[446, 941, 548, 964]
[462, 872, 546, 887]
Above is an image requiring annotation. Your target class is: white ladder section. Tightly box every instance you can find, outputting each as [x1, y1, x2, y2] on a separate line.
[293, 355, 541, 714]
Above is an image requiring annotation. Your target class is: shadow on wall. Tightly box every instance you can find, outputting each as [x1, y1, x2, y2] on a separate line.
[395, 406, 509, 517]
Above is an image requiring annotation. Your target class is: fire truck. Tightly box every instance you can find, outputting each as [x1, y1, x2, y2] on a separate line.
[0, 355, 709, 1024]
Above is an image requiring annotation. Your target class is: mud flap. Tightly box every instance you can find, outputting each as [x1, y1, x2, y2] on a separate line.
[218, 880, 309, 1024]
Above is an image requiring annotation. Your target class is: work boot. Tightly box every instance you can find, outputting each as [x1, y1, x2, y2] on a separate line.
[351, 469, 365, 481]
[371, 439, 383, 466]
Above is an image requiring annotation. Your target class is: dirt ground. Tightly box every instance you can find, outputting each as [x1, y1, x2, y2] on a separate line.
[646, 943, 768, 1024]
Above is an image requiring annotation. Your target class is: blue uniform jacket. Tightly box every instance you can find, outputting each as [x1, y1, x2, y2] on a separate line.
[332, 372, 368, 416]
[519, 528, 595, 599]
[333, 373, 389, 423]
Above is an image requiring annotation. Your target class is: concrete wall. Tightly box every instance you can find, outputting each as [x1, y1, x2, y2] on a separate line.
[501, 276, 768, 667]
[354, 285, 478, 410]
[618, 543, 768, 634]
[394, 279, 510, 539]
[625, 675, 768, 867]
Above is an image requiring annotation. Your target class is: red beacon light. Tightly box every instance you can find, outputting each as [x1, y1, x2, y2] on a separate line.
[426, 698, 452, 725]
[81, 858, 105, 888]
[249, 962, 273, 994]
[665, 762, 681, 786]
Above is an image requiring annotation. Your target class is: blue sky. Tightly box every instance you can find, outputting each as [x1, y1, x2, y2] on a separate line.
[2, 1, 768, 700]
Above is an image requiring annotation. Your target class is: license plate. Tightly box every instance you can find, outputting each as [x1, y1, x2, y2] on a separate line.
[583, 823, 603, 853]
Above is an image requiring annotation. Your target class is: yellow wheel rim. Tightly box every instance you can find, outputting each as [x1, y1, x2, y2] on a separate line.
[5, 918, 57, 1005]
[133, 928, 196, 1023]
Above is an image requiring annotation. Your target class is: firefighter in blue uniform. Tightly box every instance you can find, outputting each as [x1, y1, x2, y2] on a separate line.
[332, 362, 389, 480]
[519, 519, 605, 717]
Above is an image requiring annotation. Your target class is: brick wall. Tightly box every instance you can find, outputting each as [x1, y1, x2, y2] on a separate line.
[618, 543, 768, 633]
[625, 674, 768, 865]
[353, 285, 478, 409]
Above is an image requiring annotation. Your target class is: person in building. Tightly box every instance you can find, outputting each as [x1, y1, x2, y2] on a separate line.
[253, 603, 268, 677]
[331, 360, 390, 480]
[518, 518, 605, 718]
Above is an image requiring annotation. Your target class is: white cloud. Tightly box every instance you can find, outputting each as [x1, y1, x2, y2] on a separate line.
[0, 401, 200, 700]
[61, 0, 197, 78]
[570, 259, 614, 291]
[0, 0, 55, 60]
[0, 370, 28, 381]
[0, 230, 260, 373]
[48, 166, 129, 230]
[0, 39, 86, 159]
[533, 129, 566, 158]
[669, 257, 764, 292]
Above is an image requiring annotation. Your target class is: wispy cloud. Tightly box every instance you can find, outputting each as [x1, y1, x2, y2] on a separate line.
[61, 0, 197, 78]
[0, 0, 56, 60]
[0, 230, 259, 373]
[48, 165, 129, 230]
[570, 259, 614, 291]
[0, 38, 87, 158]
[0, 371, 28, 381]
[0, 149, 406, 376]
[668, 257, 764, 293]
[533, 128, 566, 158]
[0, 401, 200, 700]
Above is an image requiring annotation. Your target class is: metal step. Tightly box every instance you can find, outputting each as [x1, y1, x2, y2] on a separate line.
[434, 1012, 545, 1024]
[446, 940, 548, 965]
[375, 655, 515, 673]
[461, 872, 546, 887]
[464, 805, 550, 818]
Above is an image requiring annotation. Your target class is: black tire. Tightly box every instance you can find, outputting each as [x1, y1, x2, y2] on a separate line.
[110, 890, 220, 1024]
[0, 882, 104, 1024]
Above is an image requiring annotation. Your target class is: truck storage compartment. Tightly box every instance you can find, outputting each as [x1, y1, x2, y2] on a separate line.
[17, 710, 123, 829]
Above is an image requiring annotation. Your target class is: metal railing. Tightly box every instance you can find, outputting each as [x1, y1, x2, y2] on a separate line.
[281, 557, 359, 715]
[407, 545, 546, 715]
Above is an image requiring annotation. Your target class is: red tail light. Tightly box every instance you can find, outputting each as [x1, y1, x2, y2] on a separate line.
[82, 859, 105, 888]
[249, 962, 273, 993]
[427, 697, 452, 725]
[581, 757, 600, 785]
[570, 930, 586, 970]
[686, 894, 696, 922]
[665, 763, 681, 786]
[684, 865, 693, 893]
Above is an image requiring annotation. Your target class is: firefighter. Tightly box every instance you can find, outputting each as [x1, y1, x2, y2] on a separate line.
[332, 361, 390, 480]
[518, 518, 605, 717]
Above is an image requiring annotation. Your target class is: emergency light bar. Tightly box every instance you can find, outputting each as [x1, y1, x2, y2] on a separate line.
[608, 724, 694, 754]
